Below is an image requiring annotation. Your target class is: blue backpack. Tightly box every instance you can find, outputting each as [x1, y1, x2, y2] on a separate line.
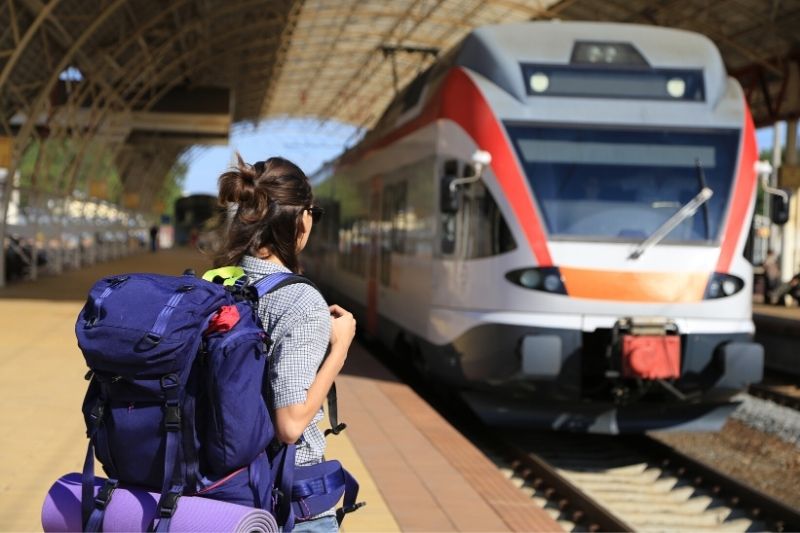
[76, 269, 362, 532]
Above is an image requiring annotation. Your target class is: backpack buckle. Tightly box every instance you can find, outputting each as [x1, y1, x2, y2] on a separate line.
[324, 423, 347, 437]
[159, 489, 181, 518]
[164, 405, 181, 431]
[108, 276, 129, 287]
[89, 402, 105, 424]
[141, 332, 161, 347]
[94, 478, 119, 510]
[160, 374, 179, 391]
[336, 501, 366, 524]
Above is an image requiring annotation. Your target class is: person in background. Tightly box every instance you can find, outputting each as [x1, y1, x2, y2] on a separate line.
[762, 249, 780, 304]
[771, 268, 800, 307]
[149, 225, 159, 253]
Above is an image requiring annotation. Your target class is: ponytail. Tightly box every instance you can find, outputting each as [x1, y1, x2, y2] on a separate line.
[208, 155, 312, 272]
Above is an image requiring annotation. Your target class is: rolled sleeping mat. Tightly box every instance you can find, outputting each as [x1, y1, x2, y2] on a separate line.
[42, 473, 278, 532]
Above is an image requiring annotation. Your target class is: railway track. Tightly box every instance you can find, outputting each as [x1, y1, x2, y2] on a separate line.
[487, 431, 800, 532]
[748, 383, 800, 411]
[365, 340, 800, 532]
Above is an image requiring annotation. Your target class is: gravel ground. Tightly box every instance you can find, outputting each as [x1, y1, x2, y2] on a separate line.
[731, 393, 800, 445]
[651, 414, 800, 510]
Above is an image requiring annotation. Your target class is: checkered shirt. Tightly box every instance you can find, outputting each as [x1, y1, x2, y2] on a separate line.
[240, 255, 330, 467]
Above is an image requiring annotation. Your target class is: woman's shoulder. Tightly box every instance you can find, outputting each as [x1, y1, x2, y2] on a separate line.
[262, 276, 328, 318]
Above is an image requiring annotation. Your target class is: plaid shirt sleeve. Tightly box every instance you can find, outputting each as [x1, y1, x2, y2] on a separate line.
[269, 303, 331, 409]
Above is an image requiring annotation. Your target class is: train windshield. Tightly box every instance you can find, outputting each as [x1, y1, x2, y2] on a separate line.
[505, 125, 740, 243]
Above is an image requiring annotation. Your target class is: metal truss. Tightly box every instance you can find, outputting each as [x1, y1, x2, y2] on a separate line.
[1, 0, 798, 286]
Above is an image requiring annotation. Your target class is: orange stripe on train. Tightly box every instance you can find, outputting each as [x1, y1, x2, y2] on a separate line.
[559, 267, 708, 302]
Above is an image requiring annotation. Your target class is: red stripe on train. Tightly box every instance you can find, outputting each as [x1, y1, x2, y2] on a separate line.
[347, 68, 553, 266]
[438, 68, 553, 266]
[715, 100, 758, 273]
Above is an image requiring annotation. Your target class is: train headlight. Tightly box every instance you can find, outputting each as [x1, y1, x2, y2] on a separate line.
[529, 72, 550, 93]
[519, 269, 542, 288]
[703, 272, 744, 299]
[506, 267, 567, 295]
[666, 77, 686, 98]
[722, 279, 738, 295]
[543, 273, 562, 292]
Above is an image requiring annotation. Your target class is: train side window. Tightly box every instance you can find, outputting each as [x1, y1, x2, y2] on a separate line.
[440, 160, 459, 255]
[440, 159, 516, 258]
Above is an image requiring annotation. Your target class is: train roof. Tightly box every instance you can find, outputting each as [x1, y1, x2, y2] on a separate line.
[331, 21, 733, 169]
[454, 21, 727, 105]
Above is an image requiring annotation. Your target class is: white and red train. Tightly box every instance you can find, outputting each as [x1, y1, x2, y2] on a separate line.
[304, 21, 763, 432]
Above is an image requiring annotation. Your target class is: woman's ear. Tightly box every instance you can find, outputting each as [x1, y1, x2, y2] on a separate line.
[296, 210, 311, 252]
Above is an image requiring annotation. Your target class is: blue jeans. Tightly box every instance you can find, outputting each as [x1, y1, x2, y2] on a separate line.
[291, 515, 338, 533]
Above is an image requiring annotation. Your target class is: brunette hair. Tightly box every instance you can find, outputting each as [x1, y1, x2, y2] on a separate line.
[211, 155, 313, 272]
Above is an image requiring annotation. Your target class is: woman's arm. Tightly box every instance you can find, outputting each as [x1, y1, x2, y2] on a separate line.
[273, 304, 356, 444]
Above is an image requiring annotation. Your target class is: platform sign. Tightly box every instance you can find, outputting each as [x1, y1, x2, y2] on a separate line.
[89, 180, 109, 200]
[122, 192, 140, 209]
[779, 165, 800, 188]
[0, 136, 12, 168]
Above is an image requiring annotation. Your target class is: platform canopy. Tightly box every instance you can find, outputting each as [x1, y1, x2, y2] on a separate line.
[1, 0, 799, 210]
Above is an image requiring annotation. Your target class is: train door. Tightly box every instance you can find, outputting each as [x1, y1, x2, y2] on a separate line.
[366, 175, 382, 337]
[372, 158, 436, 345]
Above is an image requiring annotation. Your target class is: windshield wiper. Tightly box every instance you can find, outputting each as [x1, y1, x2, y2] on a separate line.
[628, 186, 713, 260]
[695, 159, 711, 239]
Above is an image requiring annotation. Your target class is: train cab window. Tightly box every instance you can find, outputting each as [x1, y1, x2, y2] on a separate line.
[439, 159, 516, 258]
[505, 124, 739, 242]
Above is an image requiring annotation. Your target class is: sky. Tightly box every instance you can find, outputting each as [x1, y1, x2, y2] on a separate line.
[182, 118, 362, 196]
[183, 119, 797, 196]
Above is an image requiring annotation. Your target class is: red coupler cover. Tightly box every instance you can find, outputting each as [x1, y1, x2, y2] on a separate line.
[621, 335, 680, 379]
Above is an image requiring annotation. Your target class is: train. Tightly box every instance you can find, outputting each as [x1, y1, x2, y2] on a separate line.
[303, 21, 765, 433]
[174, 194, 217, 246]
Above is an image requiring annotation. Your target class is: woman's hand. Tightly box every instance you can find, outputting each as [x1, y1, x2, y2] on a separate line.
[329, 304, 356, 349]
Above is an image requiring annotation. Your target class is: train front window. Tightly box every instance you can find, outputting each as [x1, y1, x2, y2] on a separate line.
[505, 125, 740, 243]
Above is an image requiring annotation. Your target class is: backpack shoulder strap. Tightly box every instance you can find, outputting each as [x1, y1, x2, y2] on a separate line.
[255, 272, 345, 437]
[253, 272, 318, 298]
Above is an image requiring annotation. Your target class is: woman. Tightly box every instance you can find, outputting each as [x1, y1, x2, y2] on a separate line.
[213, 155, 356, 532]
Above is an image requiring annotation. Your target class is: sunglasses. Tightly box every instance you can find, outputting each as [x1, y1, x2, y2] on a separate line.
[306, 206, 324, 224]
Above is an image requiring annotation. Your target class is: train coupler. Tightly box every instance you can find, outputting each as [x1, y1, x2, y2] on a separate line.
[609, 318, 681, 381]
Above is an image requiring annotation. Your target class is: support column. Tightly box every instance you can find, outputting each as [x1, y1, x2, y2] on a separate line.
[0, 136, 16, 288]
[780, 120, 799, 282]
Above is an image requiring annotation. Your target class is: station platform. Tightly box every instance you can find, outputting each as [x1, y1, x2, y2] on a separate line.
[0, 247, 561, 532]
[752, 303, 800, 377]
[752, 302, 800, 322]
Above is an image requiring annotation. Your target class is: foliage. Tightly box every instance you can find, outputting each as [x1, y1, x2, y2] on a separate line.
[158, 158, 188, 217]
[17, 138, 122, 200]
[15, 138, 188, 218]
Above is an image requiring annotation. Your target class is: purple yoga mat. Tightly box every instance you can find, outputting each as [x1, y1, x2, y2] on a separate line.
[42, 473, 278, 532]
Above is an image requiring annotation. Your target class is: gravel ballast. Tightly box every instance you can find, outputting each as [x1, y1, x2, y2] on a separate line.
[651, 393, 800, 510]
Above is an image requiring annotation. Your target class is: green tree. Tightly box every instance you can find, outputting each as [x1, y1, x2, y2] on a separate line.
[158, 158, 188, 218]
[17, 138, 123, 200]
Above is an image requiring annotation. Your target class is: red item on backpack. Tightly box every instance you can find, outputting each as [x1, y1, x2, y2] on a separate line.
[205, 305, 240, 335]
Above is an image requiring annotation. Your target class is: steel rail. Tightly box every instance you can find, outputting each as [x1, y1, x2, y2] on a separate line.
[493, 438, 635, 532]
[634, 436, 800, 532]
[748, 384, 800, 411]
